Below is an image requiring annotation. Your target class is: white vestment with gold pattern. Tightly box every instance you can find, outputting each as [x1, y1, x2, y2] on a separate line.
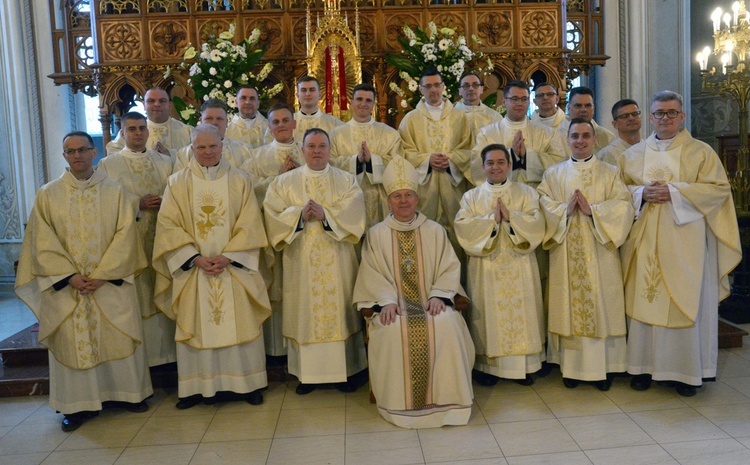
[353, 214, 474, 428]
[15, 169, 152, 413]
[264, 164, 367, 383]
[454, 101, 503, 147]
[537, 156, 633, 381]
[106, 117, 192, 158]
[226, 113, 270, 149]
[455, 181, 546, 379]
[531, 108, 566, 129]
[597, 137, 634, 166]
[619, 130, 741, 385]
[153, 158, 271, 397]
[293, 109, 344, 143]
[99, 148, 176, 366]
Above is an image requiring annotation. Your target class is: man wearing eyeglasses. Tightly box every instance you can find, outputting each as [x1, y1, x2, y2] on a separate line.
[557, 87, 615, 157]
[531, 82, 566, 129]
[619, 90, 741, 397]
[16, 132, 153, 432]
[471, 80, 565, 188]
[454, 73, 502, 144]
[398, 69, 472, 246]
[597, 99, 643, 166]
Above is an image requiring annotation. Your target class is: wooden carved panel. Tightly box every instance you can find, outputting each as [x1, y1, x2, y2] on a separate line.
[357, 14, 377, 54]
[197, 18, 234, 43]
[148, 0, 189, 13]
[100, 0, 140, 14]
[243, 18, 284, 56]
[428, 11, 468, 37]
[384, 13, 422, 51]
[290, 15, 308, 56]
[476, 11, 513, 49]
[195, 0, 238, 11]
[520, 9, 558, 48]
[100, 21, 142, 62]
[149, 21, 190, 59]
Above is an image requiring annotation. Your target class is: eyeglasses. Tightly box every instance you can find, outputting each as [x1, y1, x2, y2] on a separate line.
[420, 82, 443, 90]
[615, 110, 642, 120]
[506, 97, 530, 104]
[64, 147, 94, 155]
[535, 92, 557, 99]
[651, 110, 682, 119]
[460, 83, 482, 90]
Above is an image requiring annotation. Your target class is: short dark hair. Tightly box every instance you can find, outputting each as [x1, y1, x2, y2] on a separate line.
[420, 68, 443, 84]
[459, 72, 482, 86]
[611, 99, 639, 120]
[121, 111, 147, 124]
[569, 86, 595, 101]
[63, 131, 94, 146]
[480, 143, 511, 164]
[303, 127, 330, 144]
[237, 85, 259, 95]
[145, 86, 169, 95]
[200, 98, 228, 113]
[267, 102, 294, 119]
[353, 83, 376, 98]
[567, 117, 595, 135]
[503, 80, 529, 98]
[533, 82, 558, 93]
[297, 75, 320, 88]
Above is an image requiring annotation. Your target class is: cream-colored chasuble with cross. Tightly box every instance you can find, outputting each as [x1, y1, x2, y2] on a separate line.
[153, 158, 271, 350]
[330, 119, 403, 229]
[538, 157, 633, 379]
[226, 112, 269, 148]
[15, 169, 147, 370]
[455, 180, 545, 378]
[353, 214, 474, 428]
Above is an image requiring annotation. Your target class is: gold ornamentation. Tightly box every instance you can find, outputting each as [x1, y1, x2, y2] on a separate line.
[478, 12, 512, 47]
[521, 11, 558, 47]
[207, 276, 226, 325]
[151, 22, 188, 56]
[646, 164, 673, 183]
[148, 0, 188, 12]
[100, 0, 140, 14]
[196, 191, 226, 239]
[102, 22, 141, 61]
[641, 254, 662, 303]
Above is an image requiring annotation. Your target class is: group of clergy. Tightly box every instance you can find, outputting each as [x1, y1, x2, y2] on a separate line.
[15, 70, 741, 433]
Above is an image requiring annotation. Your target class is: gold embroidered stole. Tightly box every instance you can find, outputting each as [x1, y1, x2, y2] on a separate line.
[147, 121, 168, 148]
[125, 155, 161, 257]
[392, 228, 435, 410]
[192, 173, 237, 347]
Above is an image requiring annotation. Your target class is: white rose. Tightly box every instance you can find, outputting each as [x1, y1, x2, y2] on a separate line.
[437, 65, 443, 72]
[400, 99, 408, 108]
[202, 80, 209, 87]
[209, 67, 217, 76]
[224, 80, 232, 88]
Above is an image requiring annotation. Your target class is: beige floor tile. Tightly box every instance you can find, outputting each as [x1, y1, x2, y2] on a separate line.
[679, 381, 750, 407]
[660, 438, 750, 465]
[280, 386, 347, 410]
[418, 425, 503, 463]
[0, 425, 12, 438]
[189, 439, 272, 465]
[0, 422, 70, 455]
[0, 398, 48, 427]
[129, 414, 213, 446]
[717, 352, 750, 378]
[559, 413, 654, 450]
[490, 419, 579, 457]
[345, 403, 403, 434]
[345, 430, 424, 465]
[722, 376, 750, 397]
[477, 391, 555, 424]
[275, 406, 345, 438]
[583, 444, 677, 465]
[19, 406, 65, 426]
[0, 452, 49, 465]
[602, 383, 688, 413]
[533, 383, 608, 404]
[214, 384, 285, 414]
[40, 447, 123, 465]
[148, 392, 220, 418]
[425, 459, 508, 465]
[506, 451, 592, 465]
[544, 392, 622, 419]
[694, 403, 750, 437]
[202, 410, 279, 442]
[113, 444, 198, 465]
[56, 418, 146, 451]
[266, 435, 344, 465]
[628, 408, 730, 443]
[736, 435, 750, 448]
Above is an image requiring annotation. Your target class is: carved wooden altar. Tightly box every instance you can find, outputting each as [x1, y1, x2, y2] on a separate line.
[49, 0, 608, 145]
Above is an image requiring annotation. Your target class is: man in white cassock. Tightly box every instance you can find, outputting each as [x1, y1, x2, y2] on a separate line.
[537, 118, 633, 391]
[556, 87, 616, 157]
[456, 144, 545, 387]
[16, 131, 152, 432]
[173, 98, 253, 172]
[293, 76, 344, 142]
[619, 91, 741, 397]
[454, 73, 502, 145]
[107, 87, 192, 157]
[153, 124, 271, 409]
[530, 82, 566, 129]
[264, 128, 367, 395]
[98, 112, 175, 367]
[353, 157, 475, 428]
[330, 83, 403, 229]
[225, 86, 269, 148]
[471, 80, 566, 187]
[597, 99, 643, 166]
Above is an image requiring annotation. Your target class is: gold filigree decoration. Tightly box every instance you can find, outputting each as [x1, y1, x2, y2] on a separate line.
[641, 254, 662, 303]
[478, 12, 512, 47]
[196, 0, 236, 11]
[567, 0, 585, 13]
[196, 191, 226, 239]
[100, 0, 140, 14]
[152, 22, 188, 56]
[521, 11, 557, 47]
[207, 276, 225, 325]
[646, 164, 673, 184]
[102, 22, 141, 61]
[148, 0, 188, 13]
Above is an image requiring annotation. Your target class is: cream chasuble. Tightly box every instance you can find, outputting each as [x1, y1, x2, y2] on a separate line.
[173, 137, 253, 173]
[106, 118, 192, 157]
[293, 110, 344, 143]
[597, 137, 634, 166]
[226, 113, 270, 148]
[619, 131, 741, 329]
[471, 118, 566, 187]
[353, 214, 474, 428]
[16, 169, 147, 370]
[330, 119, 403, 229]
[455, 181, 545, 375]
[153, 158, 271, 350]
[531, 108, 566, 129]
[398, 99, 472, 228]
[454, 102, 503, 146]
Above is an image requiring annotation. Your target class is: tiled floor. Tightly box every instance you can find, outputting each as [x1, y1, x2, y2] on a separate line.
[0, 292, 37, 343]
[2, 300, 750, 464]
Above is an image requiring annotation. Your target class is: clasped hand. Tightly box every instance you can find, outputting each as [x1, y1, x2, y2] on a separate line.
[301, 199, 325, 222]
[195, 255, 231, 276]
[643, 181, 670, 203]
[70, 274, 104, 295]
[378, 298, 446, 325]
[566, 189, 592, 217]
[429, 153, 450, 172]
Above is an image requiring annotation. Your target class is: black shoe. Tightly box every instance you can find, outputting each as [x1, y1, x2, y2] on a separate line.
[103, 400, 149, 413]
[676, 383, 698, 397]
[594, 379, 612, 391]
[61, 411, 98, 432]
[563, 378, 579, 389]
[295, 383, 316, 395]
[175, 394, 203, 409]
[536, 362, 554, 377]
[514, 374, 534, 386]
[246, 389, 264, 405]
[630, 374, 652, 391]
[336, 381, 359, 393]
[475, 372, 500, 387]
